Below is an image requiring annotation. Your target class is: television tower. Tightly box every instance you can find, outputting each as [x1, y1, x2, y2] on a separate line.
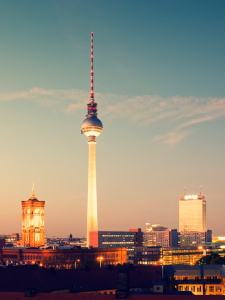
[81, 32, 103, 247]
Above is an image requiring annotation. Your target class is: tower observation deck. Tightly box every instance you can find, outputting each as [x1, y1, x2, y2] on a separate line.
[81, 32, 103, 247]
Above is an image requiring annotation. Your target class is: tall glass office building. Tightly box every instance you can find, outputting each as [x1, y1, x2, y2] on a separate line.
[179, 194, 206, 232]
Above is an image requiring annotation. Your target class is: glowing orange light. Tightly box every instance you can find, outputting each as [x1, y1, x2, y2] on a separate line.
[75, 259, 80, 269]
[97, 256, 104, 268]
[198, 246, 203, 250]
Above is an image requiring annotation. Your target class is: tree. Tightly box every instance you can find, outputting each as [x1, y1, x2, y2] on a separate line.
[196, 253, 225, 265]
[84, 259, 100, 268]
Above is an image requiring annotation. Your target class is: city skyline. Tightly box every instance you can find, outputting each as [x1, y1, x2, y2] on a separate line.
[0, 1, 225, 237]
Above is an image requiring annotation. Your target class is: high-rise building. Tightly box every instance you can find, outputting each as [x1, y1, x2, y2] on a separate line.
[81, 32, 103, 247]
[179, 190, 206, 232]
[20, 183, 45, 247]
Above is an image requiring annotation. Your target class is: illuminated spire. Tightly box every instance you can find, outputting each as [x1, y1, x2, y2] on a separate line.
[86, 32, 98, 118]
[29, 180, 37, 200]
[200, 186, 202, 196]
[90, 32, 94, 101]
[32, 181, 35, 197]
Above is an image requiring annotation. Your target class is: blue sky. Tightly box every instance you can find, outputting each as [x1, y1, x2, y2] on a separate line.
[0, 0, 225, 237]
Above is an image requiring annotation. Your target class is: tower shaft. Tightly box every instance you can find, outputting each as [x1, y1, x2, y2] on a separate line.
[87, 137, 98, 246]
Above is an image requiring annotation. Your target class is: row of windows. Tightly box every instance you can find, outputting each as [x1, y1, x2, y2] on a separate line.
[178, 285, 222, 293]
[22, 209, 44, 214]
[101, 235, 134, 237]
[42, 253, 122, 260]
[22, 255, 41, 260]
[102, 242, 134, 244]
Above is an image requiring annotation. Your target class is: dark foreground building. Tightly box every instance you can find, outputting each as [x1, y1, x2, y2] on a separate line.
[164, 264, 225, 295]
[0, 265, 161, 294]
[0, 264, 225, 298]
[0, 294, 222, 300]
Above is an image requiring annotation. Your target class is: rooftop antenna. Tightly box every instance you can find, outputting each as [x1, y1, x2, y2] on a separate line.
[90, 32, 94, 101]
[199, 186, 202, 196]
[184, 187, 186, 196]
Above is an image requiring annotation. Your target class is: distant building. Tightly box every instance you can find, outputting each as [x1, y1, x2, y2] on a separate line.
[180, 230, 212, 247]
[179, 192, 206, 232]
[19, 184, 45, 247]
[134, 246, 162, 265]
[0, 233, 20, 247]
[143, 224, 178, 247]
[89, 229, 142, 259]
[212, 236, 225, 245]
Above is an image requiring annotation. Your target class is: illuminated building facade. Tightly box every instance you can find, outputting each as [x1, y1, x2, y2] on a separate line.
[143, 224, 178, 247]
[0, 247, 127, 268]
[20, 185, 45, 247]
[162, 246, 210, 265]
[81, 32, 103, 247]
[134, 245, 220, 266]
[179, 193, 206, 232]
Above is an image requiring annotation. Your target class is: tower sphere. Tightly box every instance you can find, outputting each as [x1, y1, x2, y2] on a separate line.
[81, 116, 103, 137]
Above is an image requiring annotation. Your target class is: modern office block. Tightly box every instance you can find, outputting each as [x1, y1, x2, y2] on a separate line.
[179, 193, 206, 232]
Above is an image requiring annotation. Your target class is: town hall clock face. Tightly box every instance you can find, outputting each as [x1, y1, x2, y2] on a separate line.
[27, 209, 30, 214]
[34, 209, 39, 214]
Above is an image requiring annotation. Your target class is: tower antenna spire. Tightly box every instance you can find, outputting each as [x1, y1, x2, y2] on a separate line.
[32, 180, 35, 196]
[90, 32, 94, 101]
[200, 185, 202, 196]
[184, 187, 186, 196]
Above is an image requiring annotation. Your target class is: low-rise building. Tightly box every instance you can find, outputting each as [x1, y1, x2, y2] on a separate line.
[89, 229, 142, 261]
[0, 247, 127, 268]
[134, 246, 219, 266]
[164, 264, 225, 295]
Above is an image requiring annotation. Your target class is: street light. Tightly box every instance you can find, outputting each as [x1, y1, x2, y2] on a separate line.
[97, 256, 103, 268]
[75, 259, 80, 269]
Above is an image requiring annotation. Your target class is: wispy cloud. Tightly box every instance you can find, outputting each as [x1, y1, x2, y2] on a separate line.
[1, 88, 225, 144]
[154, 130, 193, 145]
[0, 87, 89, 106]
